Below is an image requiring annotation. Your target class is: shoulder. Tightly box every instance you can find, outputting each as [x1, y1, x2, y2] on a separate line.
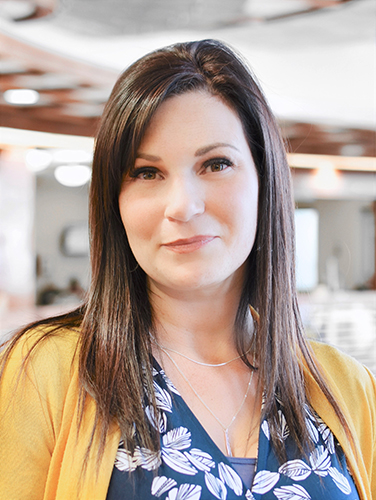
[1, 324, 81, 394]
[308, 340, 376, 424]
[2, 322, 80, 359]
[309, 339, 375, 388]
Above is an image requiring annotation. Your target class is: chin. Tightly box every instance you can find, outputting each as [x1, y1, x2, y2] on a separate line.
[153, 266, 242, 295]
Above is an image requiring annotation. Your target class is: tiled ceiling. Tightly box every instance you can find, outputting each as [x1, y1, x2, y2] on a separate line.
[0, 0, 374, 156]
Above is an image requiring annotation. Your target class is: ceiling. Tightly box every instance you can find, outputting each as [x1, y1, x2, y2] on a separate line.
[0, 0, 375, 157]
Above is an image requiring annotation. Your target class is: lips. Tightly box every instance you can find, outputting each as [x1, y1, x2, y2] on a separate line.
[162, 235, 216, 253]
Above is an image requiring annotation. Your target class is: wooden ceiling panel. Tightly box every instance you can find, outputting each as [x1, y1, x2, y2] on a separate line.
[0, 103, 100, 136]
[0, 30, 113, 136]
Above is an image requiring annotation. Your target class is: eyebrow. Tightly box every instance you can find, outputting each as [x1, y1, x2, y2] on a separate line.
[136, 142, 239, 162]
[136, 152, 161, 162]
[195, 142, 239, 156]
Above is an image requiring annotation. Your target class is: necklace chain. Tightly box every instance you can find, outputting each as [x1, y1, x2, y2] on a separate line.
[160, 346, 255, 457]
[151, 335, 252, 367]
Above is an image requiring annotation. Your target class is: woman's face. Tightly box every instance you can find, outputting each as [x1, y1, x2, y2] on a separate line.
[119, 91, 259, 297]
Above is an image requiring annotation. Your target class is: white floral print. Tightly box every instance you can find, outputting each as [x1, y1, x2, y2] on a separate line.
[261, 420, 270, 440]
[277, 410, 290, 440]
[185, 449, 215, 472]
[146, 404, 168, 433]
[328, 467, 352, 495]
[273, 484, 311, 499]
[218, 462, 244, 496]
[163, 427, 192, 450]
[205, 471, 227, 499]
[309, 446, 331, 476]
[305, 417, 319, 444]
[151, 476, 178, 497]
[166, 484, 202, 500]
[154, 380, 173, 413]
[319, 423, 336, 454]
[162, 448, 198, 476]
[251, 470, 280, 494]
[278, 460, 312, 481]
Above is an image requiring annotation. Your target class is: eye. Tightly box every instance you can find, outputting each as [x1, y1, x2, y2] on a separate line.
[129, 167, 159, 180]
[204, 157, 233, 173]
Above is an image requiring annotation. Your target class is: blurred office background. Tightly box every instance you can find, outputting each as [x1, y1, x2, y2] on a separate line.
[0, 0, 375, 372]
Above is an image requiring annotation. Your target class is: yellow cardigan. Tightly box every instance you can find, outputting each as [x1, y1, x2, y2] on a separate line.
[0, 328, 375, 500]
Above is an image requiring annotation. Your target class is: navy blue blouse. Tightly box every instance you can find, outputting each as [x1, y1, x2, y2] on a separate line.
[106, 359, 360, 499]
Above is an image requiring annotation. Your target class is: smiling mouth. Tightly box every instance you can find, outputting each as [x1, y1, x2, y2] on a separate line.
[162, 236, 216, 253]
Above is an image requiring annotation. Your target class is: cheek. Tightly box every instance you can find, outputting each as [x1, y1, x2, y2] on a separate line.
[119, 193, 142, 243]
[119, 192, 160, 250]
[218, 181, 258, 238]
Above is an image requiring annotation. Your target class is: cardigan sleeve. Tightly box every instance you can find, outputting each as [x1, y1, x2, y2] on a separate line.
[309, 341, 376, 500]
[0, 328, 79, 500]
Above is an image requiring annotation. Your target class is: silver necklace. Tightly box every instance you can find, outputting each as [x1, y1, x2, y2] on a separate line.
[151, 335, 252, 367]
[160, 347, 255, 457]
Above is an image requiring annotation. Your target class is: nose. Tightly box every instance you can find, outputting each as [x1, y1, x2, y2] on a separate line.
[164, 176, 205, 222]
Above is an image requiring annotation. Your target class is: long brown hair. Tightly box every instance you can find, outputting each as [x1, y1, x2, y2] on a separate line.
[1, 39, 349, 463]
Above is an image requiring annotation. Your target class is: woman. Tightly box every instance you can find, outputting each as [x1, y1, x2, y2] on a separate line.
[0, 39, 375, 500]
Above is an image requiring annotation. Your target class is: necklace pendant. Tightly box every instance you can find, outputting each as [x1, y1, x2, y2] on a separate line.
[225, 429, 232, 457]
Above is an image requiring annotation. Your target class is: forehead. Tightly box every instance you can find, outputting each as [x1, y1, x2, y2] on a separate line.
[138, 91, 248, 152]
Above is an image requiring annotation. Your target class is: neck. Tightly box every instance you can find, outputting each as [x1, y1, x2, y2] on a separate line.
[149, 278, 251, 365]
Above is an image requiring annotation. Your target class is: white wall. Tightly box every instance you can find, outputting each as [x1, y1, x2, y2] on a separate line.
[312, 199, 374, 289]
[35, 173, 90, 294]
[295, 208, 319, 291]
[0, 150, 35, 299]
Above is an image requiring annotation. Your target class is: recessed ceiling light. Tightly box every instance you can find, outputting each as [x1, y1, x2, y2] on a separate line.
[25, 149, 53, 172]
[54, 165, 91, 187]
[3, 89, 40, 105]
